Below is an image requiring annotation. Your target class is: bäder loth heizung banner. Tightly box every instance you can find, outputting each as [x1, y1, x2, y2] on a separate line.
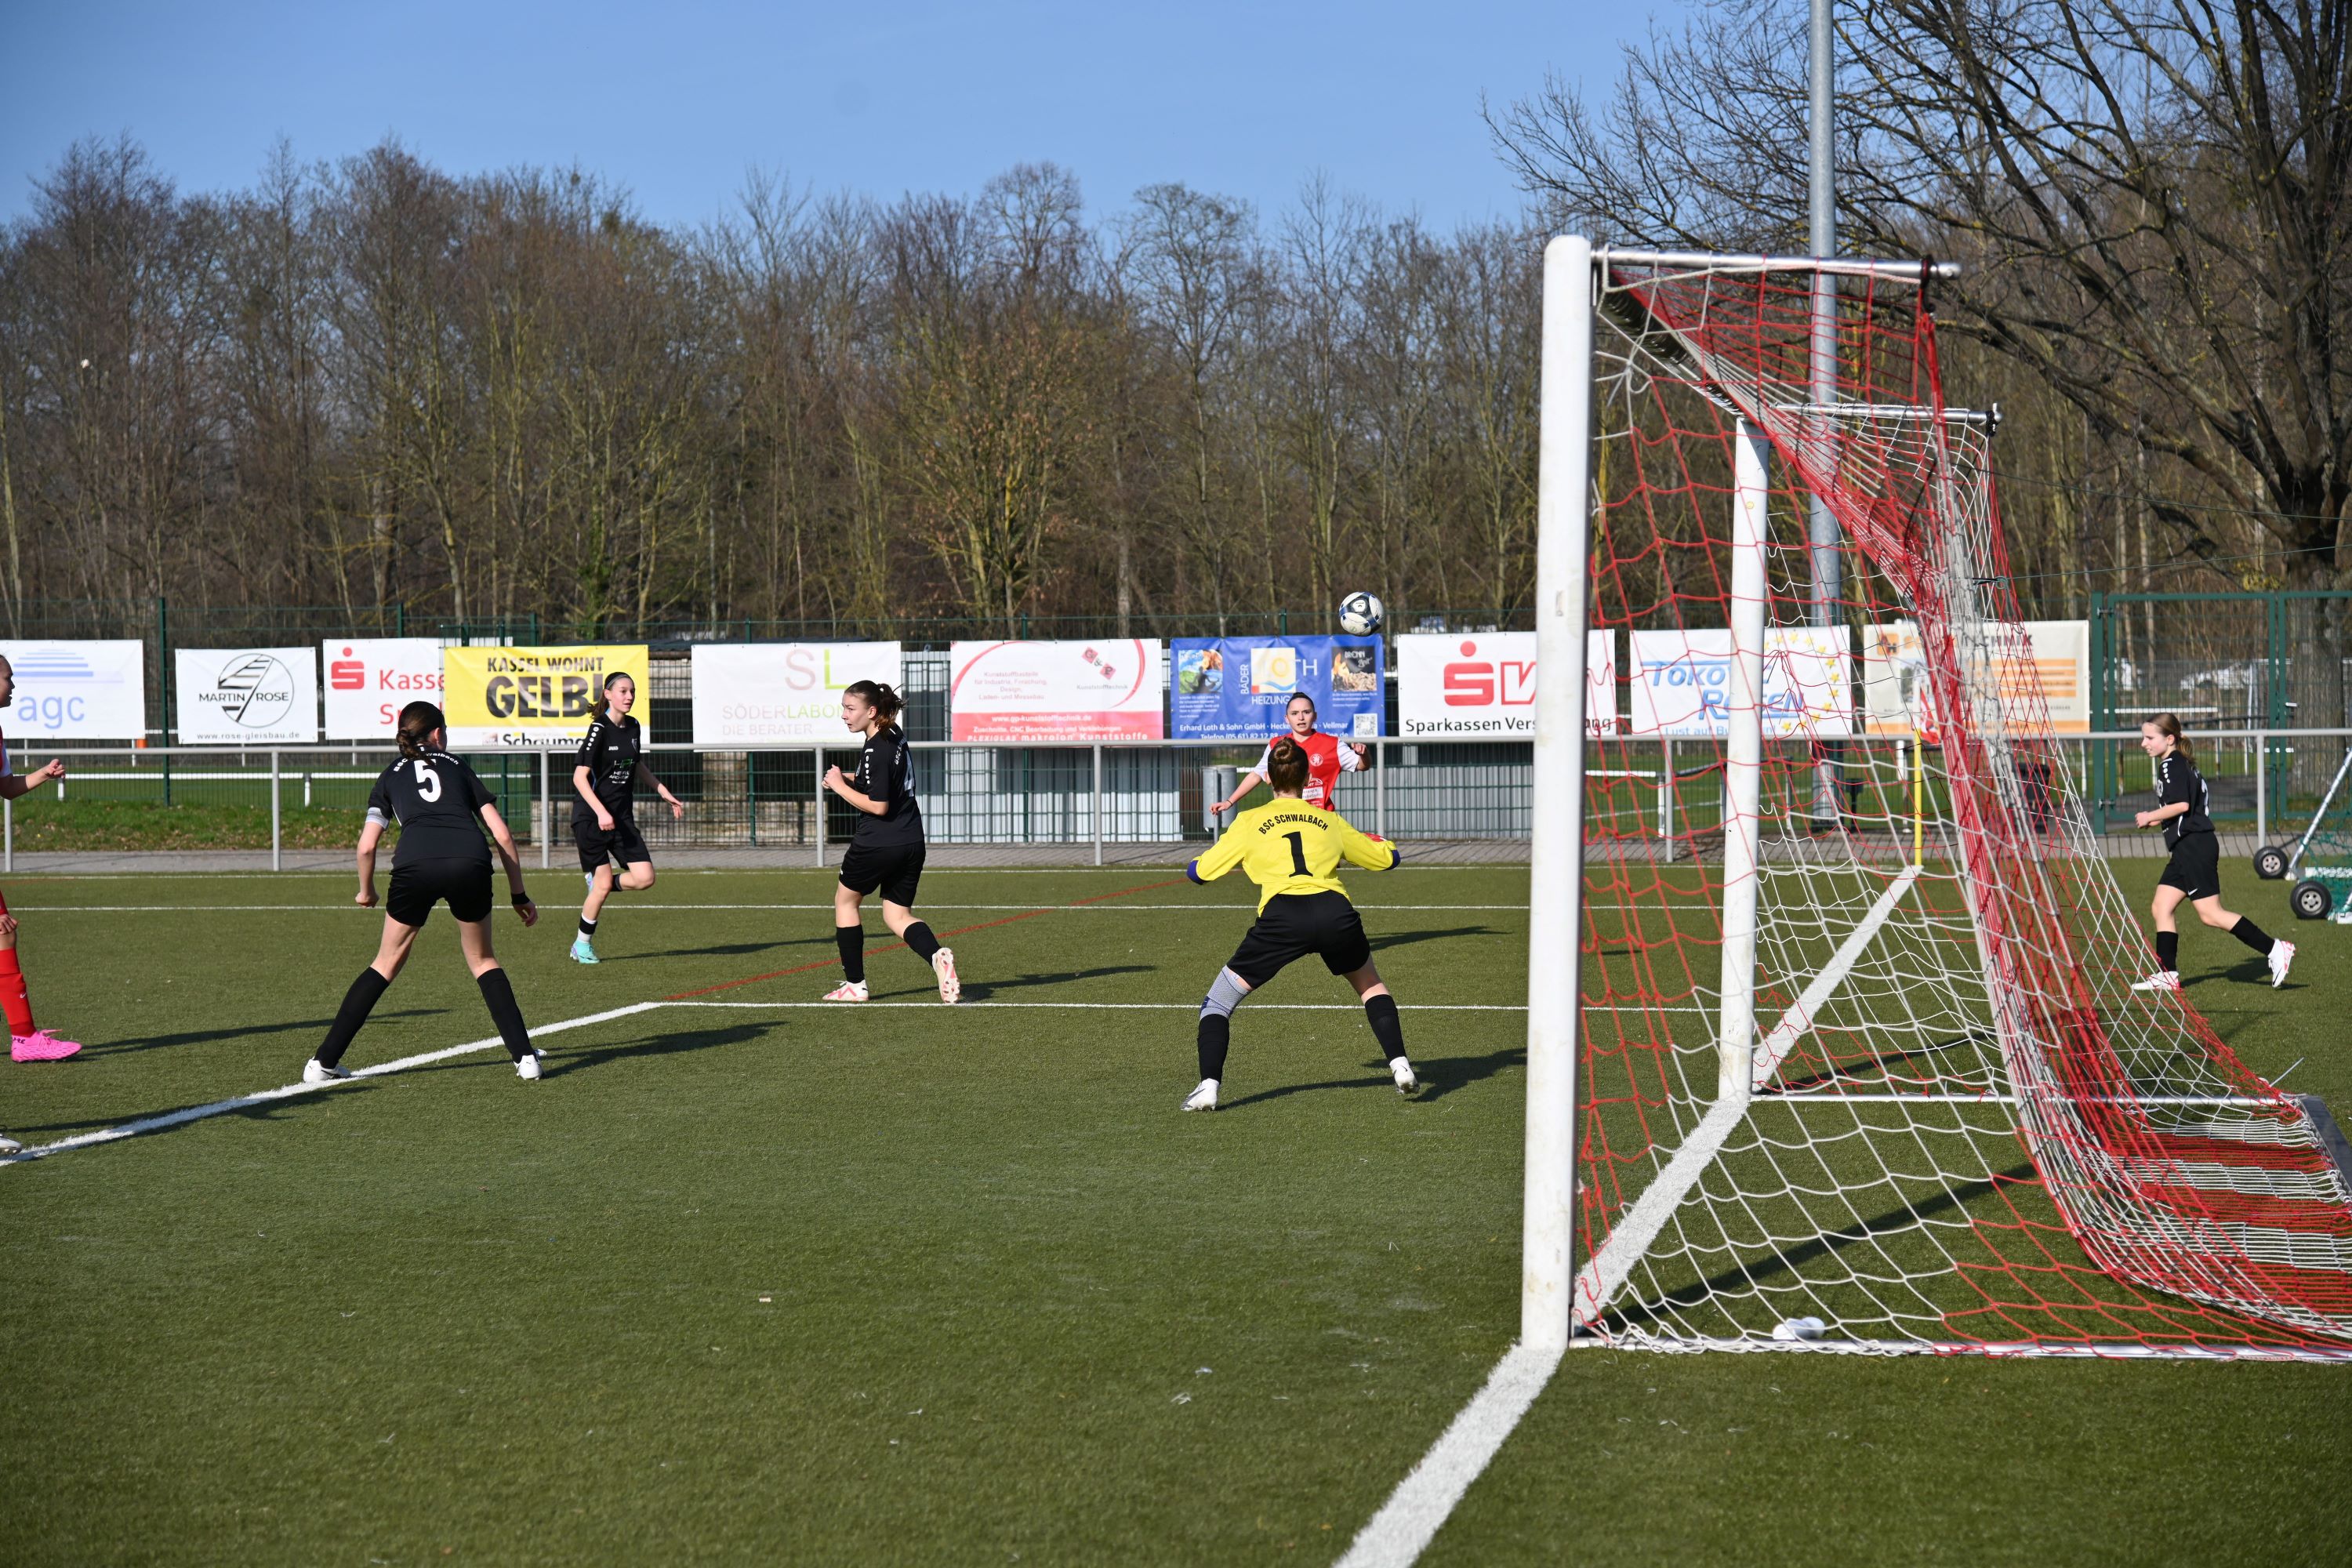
[1169, 636, 1383, 740]
[441, 646, 650, 749]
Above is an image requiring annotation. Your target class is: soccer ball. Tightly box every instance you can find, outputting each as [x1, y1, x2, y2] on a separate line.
[1338, 591, 1384, 637]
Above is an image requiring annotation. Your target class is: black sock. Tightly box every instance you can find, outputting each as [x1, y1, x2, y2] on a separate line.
[315, 967, 390, 1068]
[903, 921, 942, 963]
[577, 916, 597, 939]
[1197, 1014, 1231, 1082]
[2155, 931, 2180, 971]
[475, 967, 534, 1062]
[1364, 993, 1406, 1063]
[836, 926, 866, 984]
[2230, 916, 2276, 957]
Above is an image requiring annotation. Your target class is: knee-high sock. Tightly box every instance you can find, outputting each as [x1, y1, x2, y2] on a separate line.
[316, 967, 390, 1068]
[836, 926, 866, 984]
[2155, 931, 2180, 971]
[1197, 1014, 1232, 1083]
[475, 967, 533, 1062]
[2230, 916, 2276, 956]
[902, 921, 942, 963]
[1364, 993, 1406, 1064]
[0, 949, 34, 1038]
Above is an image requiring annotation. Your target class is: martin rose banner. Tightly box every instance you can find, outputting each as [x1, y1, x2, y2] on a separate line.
[174, 647, 320, 744]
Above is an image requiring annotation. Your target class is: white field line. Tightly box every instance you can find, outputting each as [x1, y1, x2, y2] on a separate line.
[5, 902, 1539, 914]
[1575, 868, 1920, 1329]
[665, 1000, 1541, 1011]
[0, 1002, 661, 1168]
[1334, 1341, 1563, 1568]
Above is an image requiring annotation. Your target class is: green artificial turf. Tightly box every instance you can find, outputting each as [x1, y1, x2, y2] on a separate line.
[0, 863, 2344, 1565]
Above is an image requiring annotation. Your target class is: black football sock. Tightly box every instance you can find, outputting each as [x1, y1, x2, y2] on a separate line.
[1364, 993, 1406, 1062]
[2229, 916, 2277, 957]
[315, 967, 390, 1069]
[475, 967, 534, 1062]
[836, 926, 866, 984]
[577, 916, 598, 939]
[1197, 1014, 1232, 1082]
[2155, 931, 2180, 972]
[902, 921, 942, 963]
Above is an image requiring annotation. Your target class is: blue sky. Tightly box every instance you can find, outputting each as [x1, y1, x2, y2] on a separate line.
[0, 0, 1653, 232]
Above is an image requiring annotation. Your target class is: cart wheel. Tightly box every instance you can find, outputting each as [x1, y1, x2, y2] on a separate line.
[2252, 844, 2289, 880]
[2290, 880, 2332, 920]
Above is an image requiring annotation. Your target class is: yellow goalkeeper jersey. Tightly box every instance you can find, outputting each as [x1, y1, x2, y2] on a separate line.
[1187, 798, 1399, 911]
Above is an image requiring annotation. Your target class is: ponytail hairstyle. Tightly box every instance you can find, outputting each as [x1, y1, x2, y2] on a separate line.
[395, 701, 446, 761]
[591, 670, 634, 723]
[2148, 711, 2194, 764]
[1266, 736, 1311, 795]
[844, 679, 904, 726]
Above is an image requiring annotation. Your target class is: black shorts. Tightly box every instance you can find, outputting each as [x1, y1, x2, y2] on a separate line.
[2159, 833, 2222, 901]
[1225, 891, 1373, 988]
[387, 858, 494, 928]
[575, 815, 651, 875]
[839, 840, 925, 906]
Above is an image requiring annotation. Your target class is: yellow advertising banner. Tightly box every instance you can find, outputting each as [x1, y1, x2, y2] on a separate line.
[441, 645, 650, 748]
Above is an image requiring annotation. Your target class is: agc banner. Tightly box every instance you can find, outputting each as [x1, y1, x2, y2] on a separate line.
[1397, 632, 1617, 739]
[0, 640, 147, 739]
[691, 642, 902, 746]
[1170, 636, 1383, 740]
[175, 647, 321, 744]
[323, 638, 445, 739]
[442, 645, 650, 749]
[949, 640, 1164, 742]
[1627, 627, 1852, 738]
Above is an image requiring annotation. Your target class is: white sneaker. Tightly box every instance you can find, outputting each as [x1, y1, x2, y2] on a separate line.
[303, 1059, 351, 1085]
[822, 980, 869, 1002]
[0, 1132, 22, 1153]
[932, 947, 962, 1004]
[1182, 1078, 1219, 1112]
[2268, 941, 2296, 988]
[517, 1054, 542, 1081]
[2130, 971, 2182, 992]
[1391, 1056, 1418, 1095]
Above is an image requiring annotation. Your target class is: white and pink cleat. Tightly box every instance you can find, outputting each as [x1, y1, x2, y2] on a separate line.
[821, 980, 869, 1003]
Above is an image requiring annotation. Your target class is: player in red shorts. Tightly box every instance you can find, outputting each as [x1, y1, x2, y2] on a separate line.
[1208, 692, 1368, 817]
[0, 655, 81, 1062]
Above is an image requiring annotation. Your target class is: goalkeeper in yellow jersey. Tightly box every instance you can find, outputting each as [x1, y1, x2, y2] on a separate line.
[1179, 736, 1414, 1110]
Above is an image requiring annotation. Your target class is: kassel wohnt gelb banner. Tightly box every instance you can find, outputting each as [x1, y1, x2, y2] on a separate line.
[441, 645, 650, 748]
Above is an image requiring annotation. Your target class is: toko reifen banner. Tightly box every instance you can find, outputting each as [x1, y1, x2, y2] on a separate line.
[1626, 627, 1853, 738]
[949, 641, 1164, 742]
[174, 648, 321, 744]
[441, 645, 651, 748]
[0, 641, 148, 739]
[1169, 636, 1383, 740]
[322, 638, 445, 739]
[690, 642, 903, 746]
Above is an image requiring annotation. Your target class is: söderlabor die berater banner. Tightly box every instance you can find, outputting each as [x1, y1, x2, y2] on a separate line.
[442, 645, 651, 748]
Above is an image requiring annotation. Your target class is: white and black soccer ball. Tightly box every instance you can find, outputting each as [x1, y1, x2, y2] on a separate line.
[1338, 590, 1385, 637]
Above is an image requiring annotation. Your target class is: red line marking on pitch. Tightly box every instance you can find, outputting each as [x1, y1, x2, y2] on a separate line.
[662, 877, 1187, 1000]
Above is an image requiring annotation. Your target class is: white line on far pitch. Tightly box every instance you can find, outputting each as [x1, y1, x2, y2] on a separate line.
[13, 902, 1537, 913]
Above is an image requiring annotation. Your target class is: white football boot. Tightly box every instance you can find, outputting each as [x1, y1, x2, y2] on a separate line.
[2268, 941, 2296, 988]
[303, 1059, 352, 1085]
[931, 947, 962, 1004]
[1390, 1057, 1419, 1095]
[2130, 971, 2182, 992]
[516, 1054, 543, 1081]
[1181, 1079, 1219, 1112]
[0, 1132, 23, 1154]
[822, 979, 869, 1003]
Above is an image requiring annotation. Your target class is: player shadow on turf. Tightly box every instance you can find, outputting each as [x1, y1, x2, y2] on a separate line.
[533, 1018, 785, 1077]
[953, 964, 1152, 1003]
[82, 1009, 452, 1058]
[1217, 1044, 1525, 1110]
[1367, 924, 1500, 953]
[601, 936, 829, 963]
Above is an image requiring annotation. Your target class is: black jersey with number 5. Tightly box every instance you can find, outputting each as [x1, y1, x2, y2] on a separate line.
[366, 750, 497, 867]
[572, 713, 643, 826]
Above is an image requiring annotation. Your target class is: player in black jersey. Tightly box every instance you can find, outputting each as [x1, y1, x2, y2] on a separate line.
[2132, 712, 2294, 991]
[302, 702, 547, 1083]
[568, 671, 684, 964]
[820, 679, 960, 1004]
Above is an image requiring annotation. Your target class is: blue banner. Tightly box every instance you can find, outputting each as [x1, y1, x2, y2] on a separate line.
[1170, 636, 1385, 740]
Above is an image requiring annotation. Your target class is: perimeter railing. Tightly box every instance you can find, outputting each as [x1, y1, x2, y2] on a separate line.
[4, 728, 2347, 871]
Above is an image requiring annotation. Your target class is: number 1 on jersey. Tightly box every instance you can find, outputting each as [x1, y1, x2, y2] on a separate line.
[1284, 830, 1308, 877]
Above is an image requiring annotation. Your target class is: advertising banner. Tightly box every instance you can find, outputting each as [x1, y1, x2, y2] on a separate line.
[441, 645, 650, 749]
[1169, 636, 1384, 741]
[949, 640, 1165, 742]
[1862, 620, 2089, 735]
[174, 648, 321, 744]
[691, 642, 902, 746]
[0, 640, 147, 739]
[1396, 632, 1616, 739]
[1627, 626, 1853, 738]
[322, 638, 445, 739]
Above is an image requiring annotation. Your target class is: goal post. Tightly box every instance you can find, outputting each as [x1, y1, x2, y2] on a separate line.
[1525, 238, 2352, 1360]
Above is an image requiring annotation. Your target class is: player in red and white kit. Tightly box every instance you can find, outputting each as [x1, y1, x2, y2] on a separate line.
[0, 655, 82, 1065]
[1209, 692, 1368, 817]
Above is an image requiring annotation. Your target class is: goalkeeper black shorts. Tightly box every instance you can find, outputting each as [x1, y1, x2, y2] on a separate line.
[1225, 891, 1373, 988]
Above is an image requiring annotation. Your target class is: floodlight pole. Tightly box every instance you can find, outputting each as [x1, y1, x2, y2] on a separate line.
[1523, 235, 1596, 1352]
[1807, 0, 1843, 829]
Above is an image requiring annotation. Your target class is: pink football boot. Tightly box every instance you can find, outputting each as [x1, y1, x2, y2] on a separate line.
[12, 1030, 82, 1062]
